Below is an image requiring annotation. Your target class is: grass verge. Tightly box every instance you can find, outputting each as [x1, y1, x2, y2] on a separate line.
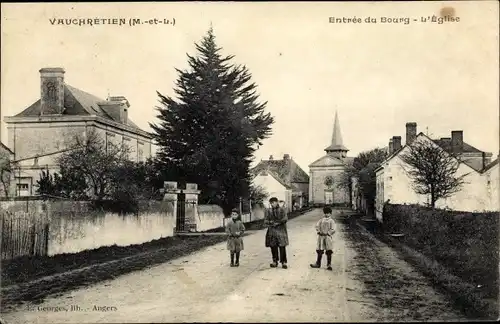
[344, 218, 463, 321]
[355, 215, 498, 320]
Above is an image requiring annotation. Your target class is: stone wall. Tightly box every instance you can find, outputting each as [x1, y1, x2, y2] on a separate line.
[0, 199, 176, 257]
[0, 198, 262, 258]
[1, 180, 267, 258]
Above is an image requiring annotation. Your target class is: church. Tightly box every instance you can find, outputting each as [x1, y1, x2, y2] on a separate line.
[308, 111, 353, 206]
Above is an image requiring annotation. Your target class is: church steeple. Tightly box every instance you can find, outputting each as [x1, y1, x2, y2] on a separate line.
[324, 111, 349, 158]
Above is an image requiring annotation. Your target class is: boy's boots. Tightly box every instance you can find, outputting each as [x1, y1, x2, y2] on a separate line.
[235, 252, 240, 267]
[310, 250, 323, 268]
[326, 251, 333, 270]
[230, 253, 235, 267]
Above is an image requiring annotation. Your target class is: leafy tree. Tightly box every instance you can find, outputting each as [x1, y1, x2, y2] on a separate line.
[338, 148, 388, 214]
[36, 170, 56, 196]
[248, 184, 268, 206]
[55, 165, 88, 199]
[150, 27, 274, 215]
[399, 138, 467, 208]
[36, 167, 88, 199]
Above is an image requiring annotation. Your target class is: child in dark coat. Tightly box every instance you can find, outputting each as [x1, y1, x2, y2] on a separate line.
[225, 209, 245, 267]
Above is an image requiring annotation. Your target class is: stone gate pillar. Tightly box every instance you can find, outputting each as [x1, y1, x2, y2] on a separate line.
[184, 183, 201, 232]
[163, 181, 182, 233]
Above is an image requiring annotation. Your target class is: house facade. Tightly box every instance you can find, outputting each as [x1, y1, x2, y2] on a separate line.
[251, 154, 310, 211]
[309, 112, 353, 205]
[252, 169, 293, 212]
[375, 122, 497, 221]
[3, 67, 153, 196]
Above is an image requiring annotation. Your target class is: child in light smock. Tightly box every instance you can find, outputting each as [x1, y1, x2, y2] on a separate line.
[225, 209, 246, 267]
[310, 206, 336, 271]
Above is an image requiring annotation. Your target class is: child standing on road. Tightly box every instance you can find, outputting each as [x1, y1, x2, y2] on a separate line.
[310, 206, 336, 271]
[225, 209, 246, 267]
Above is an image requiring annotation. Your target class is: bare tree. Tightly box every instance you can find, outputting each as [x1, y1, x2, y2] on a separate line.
[399, 139, 467, 208]
[57, 129, 130, 200]
[0, 157, 17, 198]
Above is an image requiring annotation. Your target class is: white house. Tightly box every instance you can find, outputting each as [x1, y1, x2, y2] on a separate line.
[251, 154, 309, 212]
[375, 122, 497, 221]
[252, 168, 293, 212]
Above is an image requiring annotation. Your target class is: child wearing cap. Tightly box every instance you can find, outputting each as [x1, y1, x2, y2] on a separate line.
[225, 208, 246, 267]
[310, 206, 336, 270]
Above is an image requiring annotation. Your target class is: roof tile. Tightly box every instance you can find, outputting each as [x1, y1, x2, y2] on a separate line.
[251, 157, 309, 187]
[13, 84, 144, 132]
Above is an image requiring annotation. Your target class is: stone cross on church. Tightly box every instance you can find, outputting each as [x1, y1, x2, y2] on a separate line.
[308, 111, 353, 205]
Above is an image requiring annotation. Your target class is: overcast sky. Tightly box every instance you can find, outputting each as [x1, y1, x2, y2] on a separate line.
[1, 2, 498, 172]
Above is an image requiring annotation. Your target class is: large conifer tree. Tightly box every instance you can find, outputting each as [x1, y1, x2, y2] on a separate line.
[150, 27, 274, 214]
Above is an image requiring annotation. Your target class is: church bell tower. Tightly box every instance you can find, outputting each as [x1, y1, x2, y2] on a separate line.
[324, 111, 349, 159]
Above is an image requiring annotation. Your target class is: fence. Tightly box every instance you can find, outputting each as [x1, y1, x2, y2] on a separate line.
[1, 211, 49, 260]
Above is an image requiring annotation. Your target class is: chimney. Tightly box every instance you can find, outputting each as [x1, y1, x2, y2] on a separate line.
[99, 96, 130, 124]
[388, 139, 394, 155]
[269, 155, 274, 160]
[406, 122, 417, 145]
[283, 154, 290, 160]
[40, 67, 66, 115]
[392, 136, 402, 152]
[451, 131, 464, 152]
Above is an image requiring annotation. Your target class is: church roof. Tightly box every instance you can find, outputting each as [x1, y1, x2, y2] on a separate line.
[309, 154, 353, 167]
[12, 84, 145, 133]
[251, 155, 309, 186]
[325, 111, 348, 153]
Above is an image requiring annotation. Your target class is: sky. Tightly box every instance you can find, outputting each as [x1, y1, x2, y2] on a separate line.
[1, 2, 499, 173]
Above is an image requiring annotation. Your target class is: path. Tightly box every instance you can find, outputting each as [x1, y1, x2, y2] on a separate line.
[1, 209, 464, 323]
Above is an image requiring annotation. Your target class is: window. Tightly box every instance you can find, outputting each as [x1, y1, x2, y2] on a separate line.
[17, 184, 28, 190]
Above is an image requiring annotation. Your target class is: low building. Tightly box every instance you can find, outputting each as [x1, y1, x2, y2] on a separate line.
[251, 154, 310, 211]
[3, 67, 153, 196]
[375, 122, 497, 221]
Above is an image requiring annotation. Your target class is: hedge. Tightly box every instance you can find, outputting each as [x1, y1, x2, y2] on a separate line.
[382, 204, 499, 300]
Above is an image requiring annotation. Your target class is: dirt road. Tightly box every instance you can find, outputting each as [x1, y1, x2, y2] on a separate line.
[1, 209, 465, 323]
